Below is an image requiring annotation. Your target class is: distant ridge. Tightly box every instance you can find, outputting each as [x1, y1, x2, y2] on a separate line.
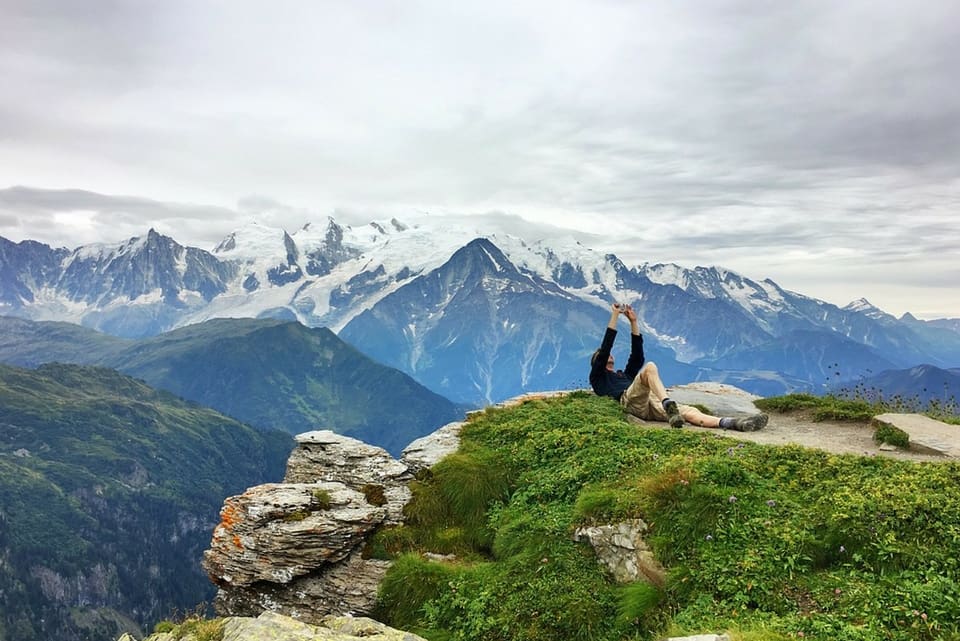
[0, 362, 293, 641]
[0, 316, 464, 455]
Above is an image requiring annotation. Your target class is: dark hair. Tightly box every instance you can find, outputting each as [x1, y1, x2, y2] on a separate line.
[591, 349, 602, 367]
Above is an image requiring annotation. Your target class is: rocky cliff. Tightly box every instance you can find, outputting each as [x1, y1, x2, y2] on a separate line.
[201, 424, 463, 622]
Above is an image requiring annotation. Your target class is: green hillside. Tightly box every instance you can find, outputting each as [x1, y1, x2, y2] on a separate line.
[118, 318, 465, 454]
[372, 392, 960, 641]
[0, 316, 466, 454]
[0, 363, 293, 641]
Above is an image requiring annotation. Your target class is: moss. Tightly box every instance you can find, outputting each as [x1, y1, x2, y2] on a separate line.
[311, 488, 332, 510]
[362, 483, 388, 507]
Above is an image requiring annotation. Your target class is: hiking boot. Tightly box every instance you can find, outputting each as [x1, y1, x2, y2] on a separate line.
[663, 400, 684, 429]
[732, 413, 768, 432]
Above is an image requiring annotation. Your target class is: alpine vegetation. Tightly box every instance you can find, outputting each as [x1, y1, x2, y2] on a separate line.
[371, 392, 960, 640]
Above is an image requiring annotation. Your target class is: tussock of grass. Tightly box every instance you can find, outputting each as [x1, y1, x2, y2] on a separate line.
[376, 393, 960, 641]
[873, 420, 910, 448]
[375, 554, 464, 630]
[617, 581, 664, 628]
[573, 485, 645, 524]
[755, 394, 875, 421]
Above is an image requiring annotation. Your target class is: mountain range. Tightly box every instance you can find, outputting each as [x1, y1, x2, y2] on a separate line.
[2, 218, 959, 404]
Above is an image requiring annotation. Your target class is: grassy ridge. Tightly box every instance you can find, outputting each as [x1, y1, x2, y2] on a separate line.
[372, 392, 960, 641]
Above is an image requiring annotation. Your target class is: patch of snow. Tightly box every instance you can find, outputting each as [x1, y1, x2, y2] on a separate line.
[643, 263, 690, 290]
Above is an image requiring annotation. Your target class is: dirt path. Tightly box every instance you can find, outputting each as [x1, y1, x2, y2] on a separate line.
[662, 382, 952, 463]
[673, 412, 947, 463]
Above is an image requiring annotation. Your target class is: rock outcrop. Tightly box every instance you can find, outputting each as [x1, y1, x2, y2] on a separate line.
[399, 420, 464, 474]
[128, 610, 426, 641]
[202, 423, 469, 623]
[573, 519, 666, 586]
[285, 430, 415, 522]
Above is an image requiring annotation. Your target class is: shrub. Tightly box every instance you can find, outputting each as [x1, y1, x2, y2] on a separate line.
[873, 419, 910, 448]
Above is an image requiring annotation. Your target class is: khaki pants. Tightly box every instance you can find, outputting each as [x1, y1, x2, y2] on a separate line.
[620, 366, 691, 421]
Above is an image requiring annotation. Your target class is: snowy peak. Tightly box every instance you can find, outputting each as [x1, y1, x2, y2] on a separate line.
[844, 298, 895, 321]
[458, 238, 521, 277]
[643, 262, 690, 290]
[50, 229, 232, 321]
[212, 221, 289, 260]
[292, 217, 361, 277]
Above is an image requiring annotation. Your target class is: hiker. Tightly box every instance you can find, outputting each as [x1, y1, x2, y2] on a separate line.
[589, 302, 768, 431]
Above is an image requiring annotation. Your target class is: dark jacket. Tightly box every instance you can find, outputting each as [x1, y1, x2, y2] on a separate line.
[589, 327, 645, 401]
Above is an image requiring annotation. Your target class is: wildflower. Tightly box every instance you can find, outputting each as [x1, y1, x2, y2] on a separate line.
[913, 610, 920, 617]
[839, 545, 846, 553]
[679, 479, 689, 486]
[834, 588, 841, 595]
[705, 534, 713, 541]
[766, 499, 777, 507]
[652, 454, 659, 460]
[921, 613, 928, 621]
[728, 495, 737, 503]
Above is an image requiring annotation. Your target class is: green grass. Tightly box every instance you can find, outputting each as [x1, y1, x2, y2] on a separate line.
[374, 391, 960, 641]
[754, 393, 877, 422]
[755, 392, 960, 426]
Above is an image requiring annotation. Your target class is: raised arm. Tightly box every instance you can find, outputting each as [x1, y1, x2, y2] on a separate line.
[590, 304, 622, 381]
[607, 303, 621, 330]
[624, 305, 639, 336]
[622, 304, 645, 378]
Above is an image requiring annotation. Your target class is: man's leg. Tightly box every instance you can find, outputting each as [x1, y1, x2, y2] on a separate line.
[621, 369, 654, 419]
[682, 406, 769, 431]
[637, 364, 767, 430]
[636, 362, 684, 428]
[679, 405, 721, 428]
[637, 361, 669, 402]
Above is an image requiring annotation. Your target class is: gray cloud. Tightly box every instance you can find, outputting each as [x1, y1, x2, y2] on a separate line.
[0, 186, 239, 248]
[0, 0, 958, 317]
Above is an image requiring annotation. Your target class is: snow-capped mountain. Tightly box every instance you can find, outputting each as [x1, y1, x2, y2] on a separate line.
[2, 217, 958, 403]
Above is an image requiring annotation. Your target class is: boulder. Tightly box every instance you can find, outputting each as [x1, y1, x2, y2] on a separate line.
[285, 430, 413, 522]
[400, 420, 463, 474]
[212, 550, 391, 622]
[215, 610, 426, 641]
[573, 519, 666, 586]
[873, 413, 960, 457]
[203, 481, 384, 587]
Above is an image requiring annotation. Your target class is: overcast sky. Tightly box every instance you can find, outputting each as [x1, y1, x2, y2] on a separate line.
[1, 0, 958, 319]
